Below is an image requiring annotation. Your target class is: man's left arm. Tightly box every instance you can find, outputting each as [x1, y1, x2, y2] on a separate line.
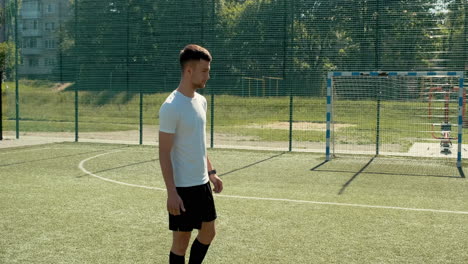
[207, 155, 223, 193]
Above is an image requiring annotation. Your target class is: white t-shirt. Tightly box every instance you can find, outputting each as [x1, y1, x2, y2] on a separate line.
[159, 90, 208, 187]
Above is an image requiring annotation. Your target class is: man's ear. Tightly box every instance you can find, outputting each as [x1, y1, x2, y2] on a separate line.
[185, 63, 193, 76]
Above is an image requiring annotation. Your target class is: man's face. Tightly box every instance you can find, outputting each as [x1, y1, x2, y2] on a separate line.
[190, 59, 211, 89]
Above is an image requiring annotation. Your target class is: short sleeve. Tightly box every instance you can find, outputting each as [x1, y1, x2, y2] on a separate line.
[159, 103, 178, 134]
[202, 96, 207, 112]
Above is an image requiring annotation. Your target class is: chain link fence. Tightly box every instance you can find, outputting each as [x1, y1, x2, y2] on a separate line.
[1, 0, 466, 152]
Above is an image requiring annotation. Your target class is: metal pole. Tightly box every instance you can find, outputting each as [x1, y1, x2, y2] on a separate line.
[74, 0, 78, 142]
[375, 0, 380, 70]
[209, 0, 214, 149]
[59, 1, 63, 83]
[325, 75, 332, 161]
[201, 0, 204, 43]
[375, 80, 381, 156]
[14, 0, 18, 139]
[374, 0, 381, 156]
[126, 0, 129, 95]
[0, 70, 3, 140]
[282, 0, 287, 86]
[464, 0, 467, 78]
[289, 92, 293, 151]
[139, 92, 143, 145]
[74, 85, 78, 142]
[210, 91, 214, 149]
[288, 0, 294, 152]
[457, 76, 464, 168]
[0, 0, 4, 140]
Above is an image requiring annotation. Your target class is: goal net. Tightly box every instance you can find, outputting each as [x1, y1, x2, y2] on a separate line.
[325, 71, 465, 168]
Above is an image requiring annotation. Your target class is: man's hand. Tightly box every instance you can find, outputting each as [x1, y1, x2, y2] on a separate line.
[209, 174, 223, 193]
[167, 190, 186, 216]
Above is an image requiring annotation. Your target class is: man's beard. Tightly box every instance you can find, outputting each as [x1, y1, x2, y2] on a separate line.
[194, 81, 206, 89]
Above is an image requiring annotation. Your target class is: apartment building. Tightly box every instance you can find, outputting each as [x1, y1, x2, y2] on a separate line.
[0, 0, 5, 44]
[18, 0, 70, 76]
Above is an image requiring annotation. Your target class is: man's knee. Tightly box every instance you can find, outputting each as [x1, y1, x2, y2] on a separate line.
[198, 222, 216, 244]
[172, 231, 192, 255]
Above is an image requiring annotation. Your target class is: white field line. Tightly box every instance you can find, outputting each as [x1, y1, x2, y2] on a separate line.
[78, 150, 165, 191]
[79, 151, 468, 215]
[215, 194, 468, 215]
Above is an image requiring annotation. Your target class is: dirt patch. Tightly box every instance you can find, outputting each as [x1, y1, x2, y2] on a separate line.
[53, 82, 73, 92]
[245, 122, 354, 131]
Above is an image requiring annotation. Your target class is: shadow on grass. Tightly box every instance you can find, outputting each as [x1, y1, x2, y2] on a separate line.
[338, 157, 375, 195]
[310, 157, 465, 192]
[80, 152, 289, 180]
[310, 160, 329, 171]
[219, 152, 286, 177]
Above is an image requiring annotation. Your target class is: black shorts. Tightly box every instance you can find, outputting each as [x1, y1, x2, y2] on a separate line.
[169, 182, 217, 232]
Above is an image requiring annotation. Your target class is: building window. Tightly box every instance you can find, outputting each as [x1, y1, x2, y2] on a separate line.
[23, 1, 40, 12]
[45, 58, 56, 66]
[45, 39, 56, 49]
[33, 20, 38, 30]
[24, 38, 38, 48]
[30, 38, 37, 48]
[45, 22, 56, 31]
[47, 4, 55, 13]
[29, 58, 39, 67]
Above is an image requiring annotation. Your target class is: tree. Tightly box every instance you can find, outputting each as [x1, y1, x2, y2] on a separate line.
[1, 0, 17, 80]
[57, 0, 465, 96]
[60, 0, 208, 93]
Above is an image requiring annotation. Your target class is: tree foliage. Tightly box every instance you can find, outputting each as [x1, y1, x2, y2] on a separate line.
[44, 0, 467, 95]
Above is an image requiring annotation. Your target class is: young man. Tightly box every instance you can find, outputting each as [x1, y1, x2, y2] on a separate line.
[159, 44, 223, 264]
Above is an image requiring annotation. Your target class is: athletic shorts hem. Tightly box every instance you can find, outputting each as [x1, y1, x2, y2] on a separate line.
[168, 182, 217, 232]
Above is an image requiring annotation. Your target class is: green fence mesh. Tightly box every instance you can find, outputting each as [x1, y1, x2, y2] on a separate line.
[1, 0, 467, 153]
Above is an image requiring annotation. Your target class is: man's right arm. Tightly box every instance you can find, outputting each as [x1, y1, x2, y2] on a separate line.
[159, 131, 185, 215]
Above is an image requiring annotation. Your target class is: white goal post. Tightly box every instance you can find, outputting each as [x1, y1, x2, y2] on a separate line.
[325, 71, 465, 168]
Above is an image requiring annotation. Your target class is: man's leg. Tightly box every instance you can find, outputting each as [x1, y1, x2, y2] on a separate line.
[170, 231, 191, 264]
[188, 221, 216, 264]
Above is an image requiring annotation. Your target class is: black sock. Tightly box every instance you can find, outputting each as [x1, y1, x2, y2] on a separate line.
[170, 251, 185, 264]
[188, 239, 210, 264]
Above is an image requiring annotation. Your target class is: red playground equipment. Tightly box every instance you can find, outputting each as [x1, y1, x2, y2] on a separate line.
[428, 86, 466, 154]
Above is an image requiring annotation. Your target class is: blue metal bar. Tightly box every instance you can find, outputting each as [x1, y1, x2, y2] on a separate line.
[457, 78, 464, 168]
[325, 77, 332, 161]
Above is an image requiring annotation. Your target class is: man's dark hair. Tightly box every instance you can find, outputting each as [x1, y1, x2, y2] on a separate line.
[180, 44, 212, 70]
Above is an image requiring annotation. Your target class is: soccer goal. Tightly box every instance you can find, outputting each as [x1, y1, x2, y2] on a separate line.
[325, 71, 465, 168]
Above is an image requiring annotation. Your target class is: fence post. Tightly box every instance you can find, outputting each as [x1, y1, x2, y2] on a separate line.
[0, 71, 2, 140]
[139, 91, 143, 145]
[375, 79, 381, 156]
[14, 0, 19, 139]
[74, 86, 78, 142]
[210, 90, 214, 149]
[0, 0, 4, 140]
[74, 0, 78, 142]
[287, 0, 294, 152]
[289, 92, 293, 152]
